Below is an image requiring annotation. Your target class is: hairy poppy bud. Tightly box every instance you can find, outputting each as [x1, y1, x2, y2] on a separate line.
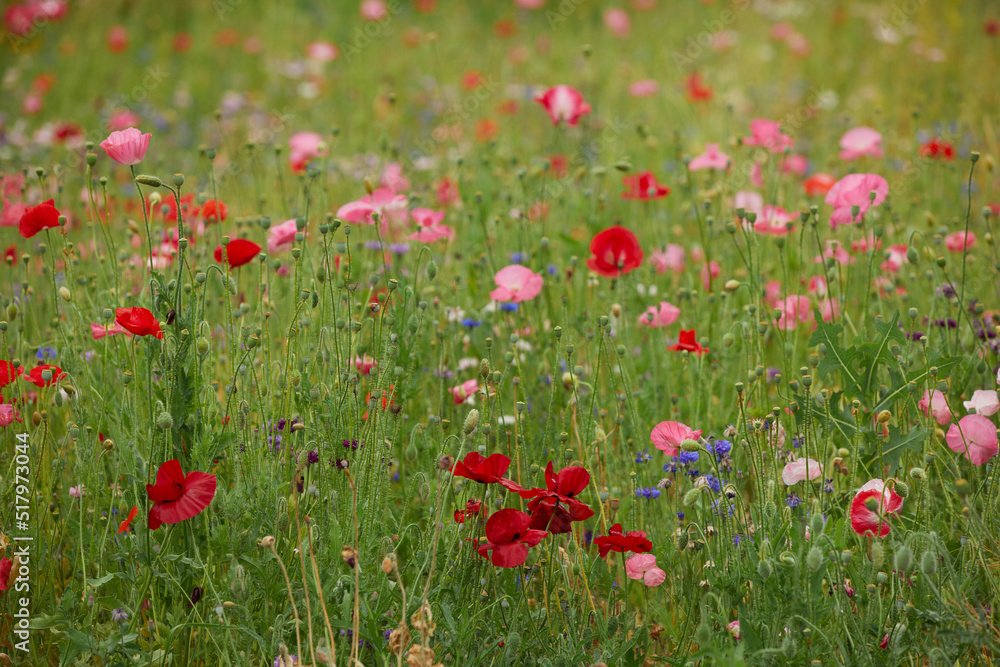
[156, 412, 174, 430]
[758, 559, 773, 579]
[259, 536, 275, 549]
[894, 544, 912, 572]
[134, 175, 163, 188]
[806, 546, 823, 571]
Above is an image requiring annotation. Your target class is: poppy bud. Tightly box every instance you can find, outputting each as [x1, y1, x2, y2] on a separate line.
[134, 175, 163, 188]
[438, 455, 453, 471]
[894, 544, 912, 571]
[757, 559, 773, 579]
[103, 439, 114, 451]
[276, 512, 289, 533]
[426, 260, 438, 281]
[682, 488, 701, 507]
[381, 554, 396, 575]
[259, 536, 275, 549]
[872, 543, 885, 569]
[59, 286, 71, 301]
[464, 409, 479, 434]
[920, 551, 937, 576]
[806, 546, 823, 571]
[156, 412, 174, 430]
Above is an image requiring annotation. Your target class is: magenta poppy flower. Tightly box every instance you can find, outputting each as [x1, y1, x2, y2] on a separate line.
[408, 208, 454, 243]
[360, 0, 388, 21]
[727, 620, 741, 640]
[752, 206, 795, 236]
[625, 553, 666, 586]
[0, 557, 11, 594]
[825, 173, 889, 226]
[489, 264, 543, 303]
[743, 118, 793, 153]
[638, 301, 680, 328]
[146, 460, 217, 530]
[451, 378, 479, 405]
[918, 389, 952, 426]
[782, 153, 809, 176]
[0, 404, 17, 427]
[603, 8, 631, 38]
[688, 143, 731, 171]
[945, 231, 976, 253]
[775, 295, 812, 331]
[99, 128, 151, 166]
[699, 261, 720, 291]
[288, 131, 327, 173]
[650, 420, 702, 457]
[946, 414, 998, 466]
[838, 126, 883, 161]
[963, 390, 1000, 417]
[475, 508, 547, 568]
[268, 218, 299, 254]
[534, 85, 591, 127]
[781, 457, 822, 485]
[849, 479, 903, 537]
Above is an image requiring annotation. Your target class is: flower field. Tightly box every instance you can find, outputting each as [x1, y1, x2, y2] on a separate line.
[2, 0, 1000, 665]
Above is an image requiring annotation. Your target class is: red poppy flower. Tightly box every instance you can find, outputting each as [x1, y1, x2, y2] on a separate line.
[18, 199, 61, 239]
[0, 361, 23, 387]
[518, 462, 590, 507]
[585, 226, 644, 277]
[669, 330, 708, 356]
[452, 452, 522, 491]
[527, 498, 593, 534]
[803, 173, 836, 197]
[475, 508, 548, 568]
[118, 506, 139, 533]
[454, 499, 483, 524]
[0, 557, 11, 595]
[919, 138, 955, 161]
[115, 306, 164, 339]
[214, 239, 262, 268]
[849, 479, 903, 537]
[147, 192, 198, 222]
[593, 523, 653, 558]
[685, 72, 714, 103]
[201, 199, 228, 223]
[146, 459, 217, 530]
[25, 364, 64, 387]
[621, 171, 670, 201]
[4, 245, 17, 264]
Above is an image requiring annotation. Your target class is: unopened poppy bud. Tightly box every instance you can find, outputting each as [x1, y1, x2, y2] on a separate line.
[724, 279, 740, 292]
[438, 455, 453, 471]
[806, 546, 823, 571]
[894, 480, 909, 498]
[156, 412, 174, 430]
[955, 478, 969, 496]
[682, 488, 701, 507]
[135, 175, 162, 188]
[611, 303, 622, 318]
[873, 544, 885, 569]
[102, 438, 114, 451]
[259, 535, 275, 549]
[464, 409, 479, 434]
[381, 554, 396, 574]
[894, 544, 912, 571]
[341, 545, 358, 568]
[426, 260, 438, 281]
[920, 551, 937, 576]
[908, 467, 926, 480]
[681, 439, 700, 452]
[757, 559, 773, 579]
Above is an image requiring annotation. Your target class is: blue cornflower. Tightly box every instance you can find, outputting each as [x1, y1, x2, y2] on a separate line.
[461, 317, 483, 329]
[635, 487, 661, 499]
[704, 474, 722, 493]
[36, 346, 57, 361]
[678, 451, 699, 465]
[785, 491, 802, 508]
[547, 264, 557, 276]
[708, 439, 732, 459]
[634, 448, 653, 464]
[500, 303, 519, 312]
[510, 252, 527, 263]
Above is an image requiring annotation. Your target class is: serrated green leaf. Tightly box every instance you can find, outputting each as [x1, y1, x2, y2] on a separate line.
[808, 311, 861, 394]
[874, 425, 927, 475]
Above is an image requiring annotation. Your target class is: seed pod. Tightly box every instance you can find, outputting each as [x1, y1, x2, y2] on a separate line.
[676, 530, 689, 552]
[894, 544, 912, 572]
[682, 488, 701, 507]
[872, 542, 884, 568]
[230, 564, 247, 599]
[276, 512, 289, 533]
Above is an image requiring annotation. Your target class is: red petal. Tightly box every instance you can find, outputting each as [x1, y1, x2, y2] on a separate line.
[491, 542, 528, 568]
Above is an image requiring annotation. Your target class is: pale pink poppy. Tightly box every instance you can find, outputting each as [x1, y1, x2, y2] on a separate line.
[360, 0, 388, 21]
[770, 22, 793, 40]
[603, 8, 631, 38]
[752, 206, 794, 236]
[22, 94, 42, 115]
[743, 119, 793, 153]
[107, 109, 141, 131]
[624, 553, 666, 586]
[750, 162, 764, 188]
[628, 80, 659, 97]
[650, 244, 685, 274]
[781, 457, 822, 485]
[819, 297, 840, 322]
[945, 231, 976, 253]
[733, 190, 764, 218]
[306, 41, 339, 62]
[490, 264, 543, 303]
[727, 620, 741, 641]
[638, 302, 680, 328]
[381, 162, 410, 193]
[839, 127, 883, 161]
[963, 390, 1000, 416]
[825, 173, 888, 226]
[775, 295, 812, 331]
[534, 85, 591, 127]
[782, 153, 809, 176]
[850, 479, 903, 537]
[699, 260, 720, 291]
[813, 240, 853, 266]
[336, 188, 408, 226]
[807, 275, 827, 297]
[786, 31, 811, 56]
[881, 244, 908, 273]
[409, 208, 454, 243]
[688, 143, 731, 171]
[91, 322, 133, 340]
[2, 201, 27, 228]
[0, 403, 16, 427]
[764, 280, 783, 308]
[99, 128, 151, 166]
[946, 414, 998, 465]
[650, 420, 702, 457]
[918, 389, 952, 426]
[268, 218, 299, 254]
[451, 378, 480, 405]
[288, 131, 327, 173]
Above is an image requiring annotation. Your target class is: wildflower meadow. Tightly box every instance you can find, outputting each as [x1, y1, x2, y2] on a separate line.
[3, 0, 1000, 665]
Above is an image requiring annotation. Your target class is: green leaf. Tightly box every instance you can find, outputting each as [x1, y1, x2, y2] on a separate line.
[808, 312, 861, 395]
[87, 572, 117, 589]
[874, 425, 927, 475]
[854, 312, 905, 400]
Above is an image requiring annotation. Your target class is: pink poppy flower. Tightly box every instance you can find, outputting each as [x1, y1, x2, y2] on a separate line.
[0, 403, 16, 427]
[288, 131, 327, 173]
[733, 190, 764, 218]
[2, 201, 27, 228]
[650, 244, 685, 274]
[409, 208, 454, 243]
[336, 188, 408, 226]
[946, 414, 999, 465]
[22, 94, 42, 115]
[268, 218, 299, 254]
[782, 153, 809, 176]
[91, 322, 133, 340]
[490, 264, 543, 303]
[381, 162, 410, 193]
[881, 244, 909, 273]
[451, 378, 480, 405]
[781, 457, 822, 485]
[650, 420, 702, 457]
[807, 275, 827, 297]
[819, 297, 840, 322]
[360, 0, 388, 21]
[99, 128, 151, 166]
[813, 240, 853, 266]
[354, 355, 377, 375]
[825, 173, 888, 226]
[699, 260, 719, 291]
[107, 110, 141, 131]
[850, 478, 903, 537]
[775, 295, 812, 331]
[750, 162, 764, 188]
[752, 206, 794, 236]
[838, 126, 883, 160]
[627, 80, 659, 97]
[603, 8, 631, 38]
[515, 0, 546, 7]
[534, 85, 592, 127]
[638, 301, 680, 328]
[727, 620, 741, 640]
[743, 118, 793, 153]
[624, 553, 666, 586]
[688, 143, 731, 171]
[306, 41, 339, 62]
[963, 390, 1000, 416]
[945, 231, 976, 253]
[918, 389, 952, 426]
